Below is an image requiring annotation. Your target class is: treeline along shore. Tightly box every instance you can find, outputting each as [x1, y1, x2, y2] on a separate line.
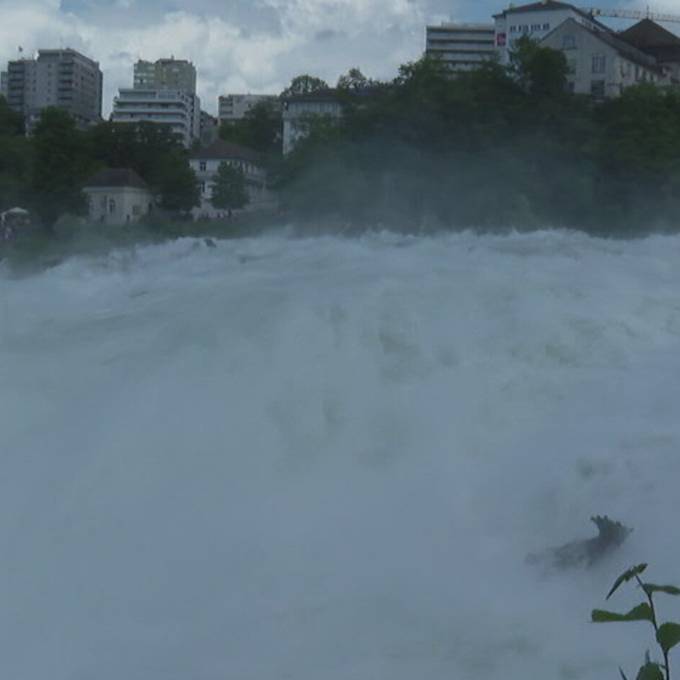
[2, 38, 680, 240]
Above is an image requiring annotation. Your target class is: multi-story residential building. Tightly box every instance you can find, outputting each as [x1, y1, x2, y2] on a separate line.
[494, 1, 609, 63]
[282, 90, 343, 155]
[111, 88, 200, 147]
[4, 48, 102, 129]
[618, 19, 680, 84]
[541, 18, 669, 97]
[189, 139, 275, 217]
[425, 23, 496, 72]
[199, 110, 219, 146]
[218, 94, 279, 123]
[133, 58, 196, 94]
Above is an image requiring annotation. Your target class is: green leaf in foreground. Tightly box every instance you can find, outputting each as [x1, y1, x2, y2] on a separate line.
[607, 564, 649, 600]
[643, 584, 680, 597]
[657, 622, 680, 655]
[634, 662, 665, 680]
[592, 603, 654, 623]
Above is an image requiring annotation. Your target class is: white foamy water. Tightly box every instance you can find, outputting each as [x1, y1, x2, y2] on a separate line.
[1, 230, 680, 680]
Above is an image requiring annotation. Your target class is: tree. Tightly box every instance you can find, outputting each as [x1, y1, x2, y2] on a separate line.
[280, 74, 329, 98]
[219, 100, 281, 155]
[31, 108, 91, 229]
[155, 150, 200, 213]
[0, 96, 24, 136]
[211, 162, 249, 212]
[337, 68, 372, 91]
[509, 36, 569, 98]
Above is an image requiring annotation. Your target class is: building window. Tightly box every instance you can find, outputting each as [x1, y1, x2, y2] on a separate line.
[543, 23, 550, 30]
[562, 35, 576, 49]
[200, 181, 206, 194]
[566, 81, 576, 93]
[592, 54, 606, 74]
[108, 198, 116, 214]
[510, 25, 517, 33]
[531, 23, 541, 31]
[590, 80, 605, 98]
[521, 25, 529, 33]
[199, 160, 207, 171]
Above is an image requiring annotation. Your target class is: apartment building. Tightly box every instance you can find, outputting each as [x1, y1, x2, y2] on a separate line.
[4, 48, 102, 129]
[542, 18, 669, 97]
[134, 58, 197, 94]
[111, 88, 200, 147]
[218, 94, 279, 123]
[425, 23, 496, 72]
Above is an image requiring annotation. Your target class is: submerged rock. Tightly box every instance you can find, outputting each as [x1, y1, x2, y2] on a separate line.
[528, 516, 633, 570]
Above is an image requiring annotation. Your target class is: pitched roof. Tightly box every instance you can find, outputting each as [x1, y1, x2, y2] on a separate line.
[84, 168, 149, 190]
[544, 18, 664, 74]
[190, 139, 261, 163]
[494, 1, 610, 31]
[619, 19, 680, 49]
[618, 19, 680, 64]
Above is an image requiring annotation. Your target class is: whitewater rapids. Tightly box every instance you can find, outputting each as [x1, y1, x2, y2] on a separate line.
[1, 230, 679, 680]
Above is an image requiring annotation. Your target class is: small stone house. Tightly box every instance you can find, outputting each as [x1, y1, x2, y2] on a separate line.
[83, 168, 154, 225]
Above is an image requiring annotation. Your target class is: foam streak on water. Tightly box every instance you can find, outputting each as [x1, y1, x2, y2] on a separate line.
[1, 230, 680, 680]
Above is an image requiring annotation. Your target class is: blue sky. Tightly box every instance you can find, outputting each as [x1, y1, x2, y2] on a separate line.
[1, 0, 678, 115]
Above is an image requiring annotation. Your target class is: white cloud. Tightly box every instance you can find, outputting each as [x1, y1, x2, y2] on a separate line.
[0, 0, 431, 117]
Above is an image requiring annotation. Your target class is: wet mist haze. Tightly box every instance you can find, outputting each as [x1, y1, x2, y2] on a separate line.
[1, 231, 679, 679]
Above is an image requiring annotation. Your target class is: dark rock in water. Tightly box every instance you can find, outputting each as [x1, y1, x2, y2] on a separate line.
[204, 238, 217, 248]
[527, 516, 633, 570]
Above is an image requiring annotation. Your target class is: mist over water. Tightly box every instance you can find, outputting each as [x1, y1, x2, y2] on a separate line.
[1, 230, 680, 679]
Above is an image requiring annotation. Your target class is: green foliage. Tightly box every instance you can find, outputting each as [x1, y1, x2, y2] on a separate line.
[31, 107, 91, 228]
[277, 53, 680, 233]
[593, 564, 680, 680]
[155, 150, 200, 213]
[658, 624, 680, 656]
[219, 101, 281, 155]
[280, 74, 329, 98]
[608, 565, 649, 600]
[509, 35, 569, 98]
[592, 604, 654, 623]
[210, 162, 249, 211]
[86, 121, 197, 213]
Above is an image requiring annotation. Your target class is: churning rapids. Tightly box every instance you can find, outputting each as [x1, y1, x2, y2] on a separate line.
[1, 230, 680, 680]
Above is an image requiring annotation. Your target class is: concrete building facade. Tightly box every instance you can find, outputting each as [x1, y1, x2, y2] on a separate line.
[4, 49, 102, 129]
[282, 90, 343, 155]
[189, 139, 275, 217]
[218, 94, 279, 123]
[494, 1, 607, 64]
[541, 18, 668, 97]
[425, 23, 496, 72]
[111, 88, 200, 147]
[133, 58, 196, 94]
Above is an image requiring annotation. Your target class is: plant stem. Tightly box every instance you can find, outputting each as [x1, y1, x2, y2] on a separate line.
[636, 574, 671, 680]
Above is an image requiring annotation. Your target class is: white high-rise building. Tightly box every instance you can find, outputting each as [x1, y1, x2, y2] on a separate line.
[218, 94, 279, 123]
[425, 23, 496, 72]
[4, 48, 102, 129]
[111, 88, 200, 148]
